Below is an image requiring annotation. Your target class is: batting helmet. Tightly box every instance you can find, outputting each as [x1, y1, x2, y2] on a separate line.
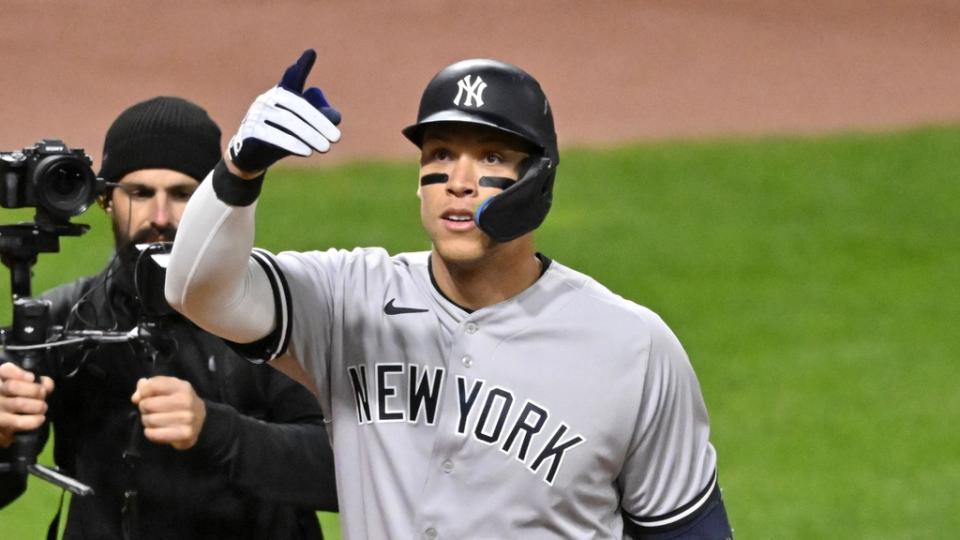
[402, 59, 558, 242]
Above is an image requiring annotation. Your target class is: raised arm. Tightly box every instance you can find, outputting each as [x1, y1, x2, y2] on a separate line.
[166, 49, 341, 346]
[165, 170, 273, 342]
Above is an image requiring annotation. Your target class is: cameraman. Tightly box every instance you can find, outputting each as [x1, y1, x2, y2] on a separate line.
[0, 97, 337, 539]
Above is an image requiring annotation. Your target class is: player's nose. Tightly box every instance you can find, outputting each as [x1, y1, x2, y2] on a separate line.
[445, 156, 477, 197]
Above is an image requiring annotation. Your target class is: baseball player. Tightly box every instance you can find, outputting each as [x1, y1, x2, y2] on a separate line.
[166, 50, 733, 539]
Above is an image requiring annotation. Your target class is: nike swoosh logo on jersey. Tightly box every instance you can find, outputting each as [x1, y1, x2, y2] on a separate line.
[383, 298, 429, 315]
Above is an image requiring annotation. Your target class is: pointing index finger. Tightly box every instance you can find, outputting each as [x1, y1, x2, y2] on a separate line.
[278, 49, 317, 93]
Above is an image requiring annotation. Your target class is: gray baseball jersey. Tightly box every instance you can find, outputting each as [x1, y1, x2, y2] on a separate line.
[246, 247, 719, 539]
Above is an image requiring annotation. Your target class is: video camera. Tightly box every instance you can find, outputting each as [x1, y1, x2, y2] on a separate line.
[1, 139, 105, 229]
[0, 139, 108, 496]
[1, 139, 187, 530]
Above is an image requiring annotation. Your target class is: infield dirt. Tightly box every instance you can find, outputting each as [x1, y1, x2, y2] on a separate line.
[2, 1, 959, 164]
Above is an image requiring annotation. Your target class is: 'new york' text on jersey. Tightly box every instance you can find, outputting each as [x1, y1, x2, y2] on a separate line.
[249, 247, 719, 540]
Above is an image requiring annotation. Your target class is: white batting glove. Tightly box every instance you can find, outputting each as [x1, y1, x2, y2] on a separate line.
[228, 49, 342, 173]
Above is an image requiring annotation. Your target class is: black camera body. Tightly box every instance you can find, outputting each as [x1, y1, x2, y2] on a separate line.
[0, 139, 105, 225]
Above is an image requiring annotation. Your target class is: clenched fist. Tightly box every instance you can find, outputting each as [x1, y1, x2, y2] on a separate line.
[132, 376, 207, 451]
[0, 362, 54, 448]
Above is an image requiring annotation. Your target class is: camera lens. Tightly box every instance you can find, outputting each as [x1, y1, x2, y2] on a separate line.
[33, 154, 98, 218]
[48, 162, 85, 196]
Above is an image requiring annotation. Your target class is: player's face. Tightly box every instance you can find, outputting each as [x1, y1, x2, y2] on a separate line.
[108, 168, 198, 248]
[417, 124, 530, 265]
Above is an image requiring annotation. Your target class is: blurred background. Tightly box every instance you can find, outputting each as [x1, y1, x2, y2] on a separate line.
[3, 0, 960, 162]
[2, 1, 959, 538]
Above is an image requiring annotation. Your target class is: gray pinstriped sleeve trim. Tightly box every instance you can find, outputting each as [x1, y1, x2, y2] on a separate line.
[624, 470, 718, 531]
[226, 248, 292, 363]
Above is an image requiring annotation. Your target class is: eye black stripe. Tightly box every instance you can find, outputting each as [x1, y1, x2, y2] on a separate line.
[418, 174, 515, 188]
[420, 173, 448, 186]
[479, 176, 516, 189]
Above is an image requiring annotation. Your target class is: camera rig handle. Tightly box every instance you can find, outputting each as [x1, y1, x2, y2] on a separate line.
[0, 298, 93, 495]
[1, 222, 94, 496]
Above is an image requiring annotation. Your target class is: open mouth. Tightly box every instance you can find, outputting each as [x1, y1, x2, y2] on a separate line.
[443, 210, 473, 221]
[442, 210, 475, 228]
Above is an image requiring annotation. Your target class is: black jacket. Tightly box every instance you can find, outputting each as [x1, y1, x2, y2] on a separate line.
[0, 259, 337, 539]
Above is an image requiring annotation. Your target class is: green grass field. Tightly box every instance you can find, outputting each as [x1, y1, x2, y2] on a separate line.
[2, 125, 958, 538]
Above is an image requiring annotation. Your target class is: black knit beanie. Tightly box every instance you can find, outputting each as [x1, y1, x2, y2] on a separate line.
[99, 96, 222, 183]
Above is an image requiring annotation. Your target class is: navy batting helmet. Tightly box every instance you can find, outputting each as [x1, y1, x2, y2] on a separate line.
[402, 59, 558, 242]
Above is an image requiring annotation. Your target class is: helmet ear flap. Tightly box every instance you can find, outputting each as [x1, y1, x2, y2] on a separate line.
[476, 156, 555, 242]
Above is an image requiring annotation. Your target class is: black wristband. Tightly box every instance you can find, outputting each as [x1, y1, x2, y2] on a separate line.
[211, 159, 265, 207]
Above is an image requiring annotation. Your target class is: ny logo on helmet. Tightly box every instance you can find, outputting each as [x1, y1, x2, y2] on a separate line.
[453, 75, 487, 108]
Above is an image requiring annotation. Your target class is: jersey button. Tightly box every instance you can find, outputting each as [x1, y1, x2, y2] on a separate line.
[464, 322, 478, 334]
[441, 460, 455, 473]
[461, 355, 473, 368]
[423, 527, 438, 540]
